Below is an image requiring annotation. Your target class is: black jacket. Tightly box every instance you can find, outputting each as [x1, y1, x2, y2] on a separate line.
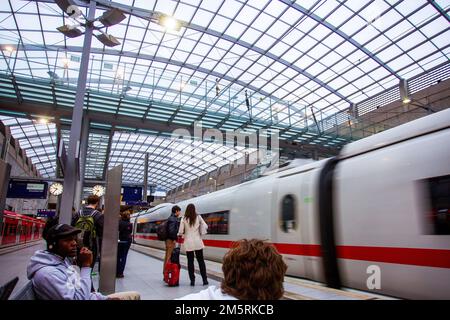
[166, 213, 180, 241]
[71, 207, 104, 239]
[119, 219, 132, 242]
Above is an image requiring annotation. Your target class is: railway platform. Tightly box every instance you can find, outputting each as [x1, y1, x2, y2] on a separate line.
[1, 242, 392, 300]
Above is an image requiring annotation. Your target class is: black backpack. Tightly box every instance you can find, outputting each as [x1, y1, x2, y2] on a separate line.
[156, 220, 168, 241]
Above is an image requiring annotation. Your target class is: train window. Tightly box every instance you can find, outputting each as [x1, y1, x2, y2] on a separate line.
[202, 211, 229, 235]
[280, 195, 297, 233]
[136, 220, 164, 234]
[424, 175, 450, 235]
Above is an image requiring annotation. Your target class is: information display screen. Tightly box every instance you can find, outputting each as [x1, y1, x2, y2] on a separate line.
[7, 180, 48, 199]
[122, 186, 142, 202]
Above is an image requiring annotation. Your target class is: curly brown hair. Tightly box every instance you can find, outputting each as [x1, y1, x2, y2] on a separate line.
[221, 239, 287, 300]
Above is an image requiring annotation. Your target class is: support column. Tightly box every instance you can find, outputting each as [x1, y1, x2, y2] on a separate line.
[99, 165, 123, 294]
[143, 152, 148, 202]
[59, 1, 96, 225]
[74, 117, 90, 211]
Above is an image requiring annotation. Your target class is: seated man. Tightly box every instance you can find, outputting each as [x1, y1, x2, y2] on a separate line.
[178, 239, 287, 300]
[27, 223, 140, 300]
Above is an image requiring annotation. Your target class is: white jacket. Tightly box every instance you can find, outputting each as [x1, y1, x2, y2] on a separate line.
[177, 286, 237, 300]
[178, 215, 208, 252]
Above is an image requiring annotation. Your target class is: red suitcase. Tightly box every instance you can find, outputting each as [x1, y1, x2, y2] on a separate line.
[164, 262, 180, 286]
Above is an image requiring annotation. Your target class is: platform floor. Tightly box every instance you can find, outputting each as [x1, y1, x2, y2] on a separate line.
[1, 242, 390, 300]
[0, 241, 221, 300]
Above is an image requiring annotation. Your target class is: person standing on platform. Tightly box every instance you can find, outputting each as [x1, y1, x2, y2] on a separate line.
[116, 210, 133, 278]
[177, 203, 209, 286]
[163, 205, 181, 276]
[71, 195, 104, 270]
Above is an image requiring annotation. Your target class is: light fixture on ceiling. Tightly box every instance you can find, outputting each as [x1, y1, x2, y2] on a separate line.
[47, 71, 60, 79]
[399, 79, 411, 104]
[95, 31, 121, 47]
[156, 14, 182, 31]
[56, 3, 125, 47]
[57, 25, 83, 38]
[62, 58, 70, 68]
[98, 8, 126, 27]
[37, 118, 49, 125]
[2, 45, 16, 53]
[121, 86, 132, 94]
[55, 0, 78, 14]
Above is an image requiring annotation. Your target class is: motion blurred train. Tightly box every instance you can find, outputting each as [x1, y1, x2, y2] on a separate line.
[132, 109, 450, 299]
[1, 211, 46, 247]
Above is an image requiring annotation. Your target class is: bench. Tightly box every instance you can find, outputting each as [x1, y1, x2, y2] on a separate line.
[9, 281, 36, 300]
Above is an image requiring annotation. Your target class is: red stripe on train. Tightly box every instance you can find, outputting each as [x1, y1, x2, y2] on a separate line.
[134, 235, 450, 268]
[336, 246, 450, 269]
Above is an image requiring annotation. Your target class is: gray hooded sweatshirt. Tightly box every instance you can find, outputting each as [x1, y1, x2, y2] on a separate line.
[27, 250, 107, 300]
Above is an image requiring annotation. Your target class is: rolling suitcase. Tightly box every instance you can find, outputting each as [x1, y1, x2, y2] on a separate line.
[164, 243, 180, 286]
[165, 262, 180, 287]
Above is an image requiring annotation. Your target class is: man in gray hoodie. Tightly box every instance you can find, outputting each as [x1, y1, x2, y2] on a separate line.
[27, 224, 139, 300]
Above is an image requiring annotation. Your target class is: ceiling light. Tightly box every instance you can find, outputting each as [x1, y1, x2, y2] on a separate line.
[62, 58, 70, 67]
[55, 0, 78, 14]
[3, 45, 15, 53]
[122, 86, 132, 93]
[57, 25, 83, 38]
[95, 32, 121, 47]
[399, 79, 411, 105]
[158, 14, 181, 31]
[47, 71, 60, 79]
[99, 8, 126, 27]
[38, 118, 49, 124]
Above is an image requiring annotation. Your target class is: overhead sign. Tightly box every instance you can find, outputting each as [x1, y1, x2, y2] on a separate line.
[7, 180, 48, 199]
[37, 210, 56, 218]
[122, 186, 142, 202]
[126, 201, 148, 206]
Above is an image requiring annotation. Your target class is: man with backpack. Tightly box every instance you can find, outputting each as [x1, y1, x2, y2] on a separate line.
[71, 195, 104, 269]
[163, 205, 181, 277]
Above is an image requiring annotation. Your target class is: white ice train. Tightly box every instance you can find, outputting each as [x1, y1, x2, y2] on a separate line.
[132, 109, 450, 299]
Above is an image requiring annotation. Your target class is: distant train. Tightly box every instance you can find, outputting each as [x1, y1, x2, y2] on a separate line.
[1, 211, 46, 247]
[131, 109, 450, 299]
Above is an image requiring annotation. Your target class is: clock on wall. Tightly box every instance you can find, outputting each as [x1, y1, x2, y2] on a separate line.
[49, 182, 63, 196]
[92, 185, 105, 197]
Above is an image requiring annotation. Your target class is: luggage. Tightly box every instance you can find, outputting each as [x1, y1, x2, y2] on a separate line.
[164, 262, 180, 287]
[164, 243, 181, 286]
[170, 247, 180, 265]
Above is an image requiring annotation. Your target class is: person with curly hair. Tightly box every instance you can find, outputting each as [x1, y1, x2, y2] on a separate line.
[178, 239, 287, 300]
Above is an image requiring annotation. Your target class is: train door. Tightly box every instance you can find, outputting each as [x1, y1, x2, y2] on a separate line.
[272, 173, 308, 278]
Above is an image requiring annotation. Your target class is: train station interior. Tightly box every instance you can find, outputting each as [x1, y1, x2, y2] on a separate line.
[0, 0, 449, 302]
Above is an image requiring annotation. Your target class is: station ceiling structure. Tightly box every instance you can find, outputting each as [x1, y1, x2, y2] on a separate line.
[0, 0, 449, 192]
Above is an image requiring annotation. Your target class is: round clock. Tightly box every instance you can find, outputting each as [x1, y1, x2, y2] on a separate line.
[49, 182, 63, 196]
[92, 185, 105, 197]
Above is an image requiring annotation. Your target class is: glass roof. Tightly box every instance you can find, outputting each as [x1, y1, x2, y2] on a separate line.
[0, 0, 449, 190]
[109, 131, 255, 188]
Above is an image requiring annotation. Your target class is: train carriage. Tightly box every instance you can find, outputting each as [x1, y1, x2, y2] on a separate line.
[132, 109, 450, 299]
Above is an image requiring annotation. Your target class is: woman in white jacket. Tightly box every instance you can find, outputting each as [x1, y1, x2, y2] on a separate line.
[178, 203, 209, 286]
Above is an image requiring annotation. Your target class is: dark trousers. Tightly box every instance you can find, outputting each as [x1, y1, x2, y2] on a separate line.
[116, 240, 131, 276]
[186, 249, 207, 283]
